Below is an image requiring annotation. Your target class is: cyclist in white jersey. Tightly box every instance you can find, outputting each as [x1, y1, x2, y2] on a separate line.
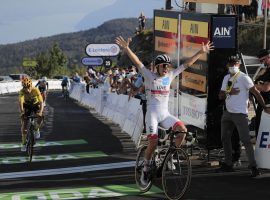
[116, 36, 214, 185]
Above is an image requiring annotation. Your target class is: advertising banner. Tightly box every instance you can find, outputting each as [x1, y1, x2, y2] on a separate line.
[181, 20, 209, 38]
[211, 17, 236, 49]
[81, 57, 103, 66]
[85, 44, 120, 57]
[255, 111, 270, 169]
[155, 36, 177, 54]
[22, 60, 37, 67]
[180, 92, 207, 129]
[155, 17, 178, 33]
[182, 71, 206, 92]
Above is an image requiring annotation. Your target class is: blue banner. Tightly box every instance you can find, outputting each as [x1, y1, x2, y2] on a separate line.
[211, 17, 236, 49]
[81, 57, 103, 66]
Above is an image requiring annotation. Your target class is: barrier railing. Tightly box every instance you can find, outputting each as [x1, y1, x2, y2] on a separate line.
[69, 83, 144, 147]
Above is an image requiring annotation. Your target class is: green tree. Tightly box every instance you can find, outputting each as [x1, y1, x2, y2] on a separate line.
[47, 43, 68, 77]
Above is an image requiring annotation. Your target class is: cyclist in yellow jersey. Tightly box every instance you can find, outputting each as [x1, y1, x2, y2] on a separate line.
[19, 77, 44, 151]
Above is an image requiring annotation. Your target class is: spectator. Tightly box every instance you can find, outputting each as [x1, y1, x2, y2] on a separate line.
[217, 54, 267, 177]
[254, 49, 270, 137]
[83, 72, 91, 93]
[138, 11, 146, 32]
[262, 0, 270, 17]
[251, 0, 259, 21]
[72, 72, 81, 83]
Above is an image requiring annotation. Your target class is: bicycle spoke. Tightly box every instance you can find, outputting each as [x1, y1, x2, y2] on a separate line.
[135, 145, 153, 193]
[162, 148, 191, 200]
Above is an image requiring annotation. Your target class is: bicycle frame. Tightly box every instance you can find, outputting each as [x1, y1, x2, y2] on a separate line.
[26, 114, 37, 162]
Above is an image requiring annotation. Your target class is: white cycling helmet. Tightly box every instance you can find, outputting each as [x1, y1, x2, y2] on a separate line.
[154, 54, 171, 66]
[42, 76, 47, 81]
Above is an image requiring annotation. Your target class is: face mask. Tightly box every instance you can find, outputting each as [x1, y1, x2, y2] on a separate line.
[229, 66, 239, 74]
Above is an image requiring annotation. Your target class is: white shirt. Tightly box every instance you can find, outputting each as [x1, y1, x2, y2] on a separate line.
[140, 64, 185, 108]
[221, 72, 254, 114]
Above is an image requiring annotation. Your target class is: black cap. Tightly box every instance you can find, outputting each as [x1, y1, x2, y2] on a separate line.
[257, 49, 270, 59]
[228, 54, 241, 64]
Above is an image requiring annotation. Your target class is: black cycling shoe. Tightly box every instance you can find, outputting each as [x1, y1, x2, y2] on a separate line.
[140, 170, 150, 186]
[250, 167, 261, 178]
[216, 163, 234, 173]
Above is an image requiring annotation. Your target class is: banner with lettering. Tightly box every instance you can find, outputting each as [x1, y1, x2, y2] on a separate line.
[255, 111, 270, 169]
[180, 92, 206, 129]
[211, 17, 236, 49]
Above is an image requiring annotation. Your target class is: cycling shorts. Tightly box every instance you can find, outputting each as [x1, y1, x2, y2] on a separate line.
[145, 106, 182, 136]
[23, 103, 40, 117]
[38, 87, 46, 93]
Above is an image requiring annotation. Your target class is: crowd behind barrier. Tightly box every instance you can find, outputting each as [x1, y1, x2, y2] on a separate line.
[0, 80, 62, 95]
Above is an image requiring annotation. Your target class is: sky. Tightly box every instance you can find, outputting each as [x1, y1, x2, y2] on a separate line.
[0, 0, 165, 45]
[0, 0, 264, 45]
[0, 0, 116, 44]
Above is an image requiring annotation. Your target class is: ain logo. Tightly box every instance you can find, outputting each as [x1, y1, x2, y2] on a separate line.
[214, 26, 233, 36]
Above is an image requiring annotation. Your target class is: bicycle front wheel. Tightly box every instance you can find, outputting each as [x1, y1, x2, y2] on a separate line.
[27, 130, 35, 162]
[135, 145, 153, 193]
[162, 148, 191, 200]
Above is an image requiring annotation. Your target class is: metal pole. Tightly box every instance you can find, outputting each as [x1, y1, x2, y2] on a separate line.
[263, 0, 268, 48]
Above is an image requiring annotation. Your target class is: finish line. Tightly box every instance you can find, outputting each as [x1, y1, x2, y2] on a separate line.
[0, 161, 135, 179]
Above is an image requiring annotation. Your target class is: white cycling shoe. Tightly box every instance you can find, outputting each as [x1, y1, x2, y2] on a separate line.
[167, 160, 176, 170]
[34, 130, 40, 139]
[21, 144, 26, 152]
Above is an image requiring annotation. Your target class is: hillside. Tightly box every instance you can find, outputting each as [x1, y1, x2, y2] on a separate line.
[0, 17, 269, 74]
[0, 18, 153, 74]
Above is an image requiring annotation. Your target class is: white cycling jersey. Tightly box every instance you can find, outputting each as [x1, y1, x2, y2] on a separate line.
[139, 64, 185, 135]
[140, 64, 185, 108]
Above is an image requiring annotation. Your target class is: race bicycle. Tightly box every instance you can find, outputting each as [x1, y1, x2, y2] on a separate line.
[63, 86, 69, 102]
[25, 114, 39, 162]
[135, 128, 192, 200]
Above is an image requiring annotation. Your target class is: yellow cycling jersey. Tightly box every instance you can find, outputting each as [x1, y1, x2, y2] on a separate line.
[19, 87, 43, 105]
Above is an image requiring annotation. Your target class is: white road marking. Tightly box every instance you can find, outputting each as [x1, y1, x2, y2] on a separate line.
[0, 161, 135, 180]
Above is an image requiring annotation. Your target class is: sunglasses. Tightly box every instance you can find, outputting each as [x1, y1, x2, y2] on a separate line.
[159, 63, 169, 68]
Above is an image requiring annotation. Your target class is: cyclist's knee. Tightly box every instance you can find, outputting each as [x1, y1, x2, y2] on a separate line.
[147, 134, 158, 146]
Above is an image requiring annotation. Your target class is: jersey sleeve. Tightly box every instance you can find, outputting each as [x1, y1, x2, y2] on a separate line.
[221, 75, 229, 91]
[171, 64, 185, 79]
[34, 88, 43, 103]
[139, 65, 155, 81]
[18, 90, 25, 103]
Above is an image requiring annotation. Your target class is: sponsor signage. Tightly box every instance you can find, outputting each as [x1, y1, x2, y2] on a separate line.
[255, 111, 270, 169]
[22, 60, 37, 67]
[81, 57, 103, 66]
[182, 71, 206, 92]
[183, 0, 250, 5]
[180, 92, 206, 129]
[181, 20, 209, 38]
[182, 41, 207, 61]
[155, 36, 177, 53]
[85, 44, 120, 57]
[103, 58, 112, 68]
[155, 16, 178, 33]
[211, 17, 236, 49]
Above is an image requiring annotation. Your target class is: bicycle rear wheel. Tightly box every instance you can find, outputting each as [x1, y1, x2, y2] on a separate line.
[135, 145, 153, 193]
[162, 148, 191, 200]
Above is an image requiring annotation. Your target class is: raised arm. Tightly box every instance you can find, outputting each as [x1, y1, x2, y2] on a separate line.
[115, 36, 143, 70]
[183, 41, 214, 68]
